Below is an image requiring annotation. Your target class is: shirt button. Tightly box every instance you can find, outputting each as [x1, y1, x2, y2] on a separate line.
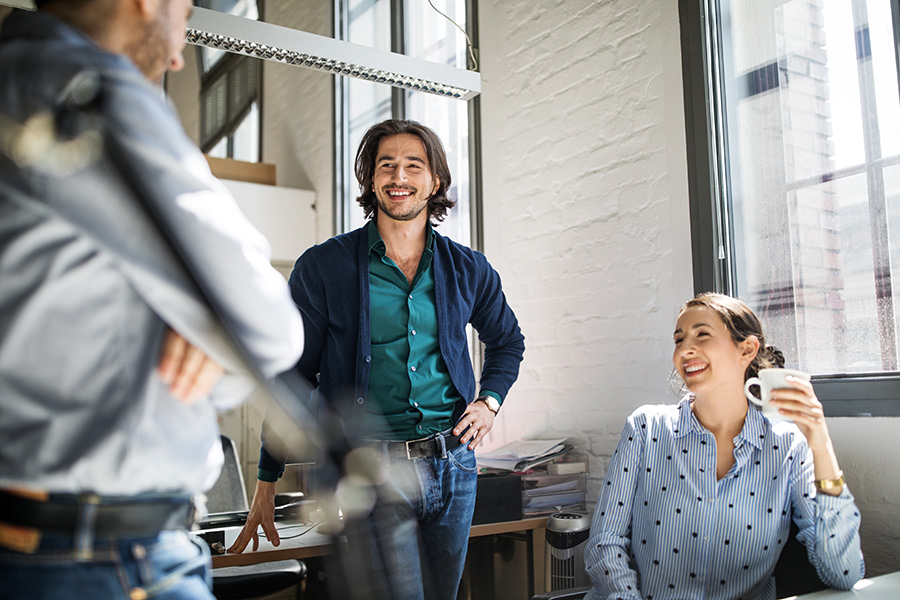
[707, 498, 714, 503]
[365, 355, 371, 363]
[408, 294, 413, 300]
[417, 425, 423, 430]
[410, 366, 417, 372]
[356, 397, 365, 404]
[703, 535, 709, 542]
[413, 402, 419, 408]
[411, 329, 417, 335]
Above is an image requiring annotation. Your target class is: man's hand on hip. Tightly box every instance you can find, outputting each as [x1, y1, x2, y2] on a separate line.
[453, 400, 496, 450]
[156, 328, 224, 404]
[228, 479, 279, 553]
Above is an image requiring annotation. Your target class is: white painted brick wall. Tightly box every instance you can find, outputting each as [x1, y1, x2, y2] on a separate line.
[477, 0, 694, 503]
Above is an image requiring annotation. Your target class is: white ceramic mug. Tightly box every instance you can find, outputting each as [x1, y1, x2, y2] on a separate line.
[743, 368, 811, 421]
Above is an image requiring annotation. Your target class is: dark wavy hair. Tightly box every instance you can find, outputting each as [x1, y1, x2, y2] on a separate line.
[354, 119, 454, 225]
[680, 292, 785, 381]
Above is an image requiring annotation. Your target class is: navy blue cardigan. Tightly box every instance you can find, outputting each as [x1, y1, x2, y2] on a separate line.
[259, 226, 525, 473]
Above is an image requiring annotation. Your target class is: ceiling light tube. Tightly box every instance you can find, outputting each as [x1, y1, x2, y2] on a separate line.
[0, 2, 481, 100]
[187, 7, 481, 100]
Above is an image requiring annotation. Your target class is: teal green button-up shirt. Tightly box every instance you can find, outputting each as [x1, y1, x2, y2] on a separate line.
[365, 221, 463, 440]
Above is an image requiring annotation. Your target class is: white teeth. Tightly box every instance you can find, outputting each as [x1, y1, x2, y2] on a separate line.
[685, 364, 706, 373]
[388, 190, 411, 196]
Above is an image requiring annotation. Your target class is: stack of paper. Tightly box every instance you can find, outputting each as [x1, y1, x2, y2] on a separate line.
[477, 438, 570, 472]
[521, 476, 585, 514]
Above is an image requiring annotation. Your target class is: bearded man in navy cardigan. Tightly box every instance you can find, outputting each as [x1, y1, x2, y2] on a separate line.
[230, 119, 525, 600]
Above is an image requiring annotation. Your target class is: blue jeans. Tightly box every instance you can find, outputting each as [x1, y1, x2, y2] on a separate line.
[0, 529, 214, 600]
[338, 439, 478, 600]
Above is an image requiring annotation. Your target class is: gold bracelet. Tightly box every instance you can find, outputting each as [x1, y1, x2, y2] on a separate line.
[814, 471, 844, 491]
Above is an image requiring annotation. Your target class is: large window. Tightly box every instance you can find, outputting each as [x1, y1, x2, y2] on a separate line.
[335, 0, 477, 247]
[681, 0, 900, 415]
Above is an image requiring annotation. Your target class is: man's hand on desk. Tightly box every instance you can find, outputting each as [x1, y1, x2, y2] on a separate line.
[228, 479, 279, 553]
[157, 328, 224, 404]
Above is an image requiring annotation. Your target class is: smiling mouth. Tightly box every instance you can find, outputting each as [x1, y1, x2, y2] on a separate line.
[683, 363, 708, 377]
[386, 188, 414, 198]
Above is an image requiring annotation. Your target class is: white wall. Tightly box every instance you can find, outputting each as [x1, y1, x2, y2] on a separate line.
[477, 0, 900, 578]
[477, 0, 692, 488]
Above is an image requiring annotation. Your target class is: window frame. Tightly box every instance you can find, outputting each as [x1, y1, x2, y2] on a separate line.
[678, 0, 900, 417]
[196, 0, 264, 161]
[198, 51, 263, 160]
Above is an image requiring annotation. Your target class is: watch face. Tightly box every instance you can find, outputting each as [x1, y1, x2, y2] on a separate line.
[482, 397, 500, 413]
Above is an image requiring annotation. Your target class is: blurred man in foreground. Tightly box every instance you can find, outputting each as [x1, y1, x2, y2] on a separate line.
[0, 1, 304, 598]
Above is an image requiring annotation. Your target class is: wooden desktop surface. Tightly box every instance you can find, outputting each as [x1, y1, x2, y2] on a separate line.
[208, 515, 548, 568]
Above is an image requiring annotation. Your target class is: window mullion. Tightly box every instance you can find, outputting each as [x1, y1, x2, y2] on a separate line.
[390, 0, 406, 119]
[852, 0, 898, 370]
[707, 0, 736, 298]
[892, 0, 900, 106]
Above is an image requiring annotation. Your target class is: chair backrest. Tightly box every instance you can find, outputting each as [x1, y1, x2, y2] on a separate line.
[205, 435, 250, 514]
[773, 520, 828, 598]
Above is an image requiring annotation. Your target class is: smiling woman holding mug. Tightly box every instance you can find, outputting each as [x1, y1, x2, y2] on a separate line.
[584, 293, 864, 600]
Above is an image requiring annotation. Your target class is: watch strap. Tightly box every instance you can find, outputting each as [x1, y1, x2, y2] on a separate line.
[478, 396, 500, 415]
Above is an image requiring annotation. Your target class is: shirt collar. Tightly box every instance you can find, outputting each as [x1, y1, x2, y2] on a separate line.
[674, 394, 767, 450]
[366, 219, 435, 256]
[738, 402, 768, 450]
[674, 396, 695, 439]
[366, 220, 385, 256]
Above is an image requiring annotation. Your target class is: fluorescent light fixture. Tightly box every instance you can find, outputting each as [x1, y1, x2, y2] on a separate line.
[187, 7, 481, 100]
[0, 2, 481, 100]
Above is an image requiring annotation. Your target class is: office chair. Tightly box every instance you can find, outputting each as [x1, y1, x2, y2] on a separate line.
[207, 435, 307, 600]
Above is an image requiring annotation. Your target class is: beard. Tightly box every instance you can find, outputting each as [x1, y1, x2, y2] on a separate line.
[375, 190, 429, 222]
[125, 0, 173, 84]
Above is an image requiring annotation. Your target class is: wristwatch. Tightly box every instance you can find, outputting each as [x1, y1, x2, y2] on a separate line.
[478, 396, 501, 415]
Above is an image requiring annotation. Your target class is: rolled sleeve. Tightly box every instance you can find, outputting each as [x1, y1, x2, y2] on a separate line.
[791, 447, 865, 590]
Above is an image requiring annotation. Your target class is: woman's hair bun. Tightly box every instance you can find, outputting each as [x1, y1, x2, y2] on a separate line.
[766, 345, 785, 368]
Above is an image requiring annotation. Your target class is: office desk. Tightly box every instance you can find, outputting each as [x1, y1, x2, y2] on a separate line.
[787, 571, 900, 599]
[205, 516, 548, 594]
[470, 516, 547, 538]
[206, 523, 336, 568]
[463, 517, 547, 599]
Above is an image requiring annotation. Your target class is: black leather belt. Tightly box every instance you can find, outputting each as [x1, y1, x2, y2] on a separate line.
[0, 491, 195, 536]
[366, 431, 463, 460]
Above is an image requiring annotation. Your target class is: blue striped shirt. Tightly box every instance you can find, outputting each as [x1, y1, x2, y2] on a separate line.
[584, 397, 864, 600]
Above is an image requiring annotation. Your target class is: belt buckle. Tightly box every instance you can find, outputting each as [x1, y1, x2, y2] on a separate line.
[405, 440, 415, 460]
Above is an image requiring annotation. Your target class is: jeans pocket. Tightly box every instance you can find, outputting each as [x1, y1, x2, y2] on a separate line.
[131, 531, 211, 599]
[447, 445, 478, 474]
